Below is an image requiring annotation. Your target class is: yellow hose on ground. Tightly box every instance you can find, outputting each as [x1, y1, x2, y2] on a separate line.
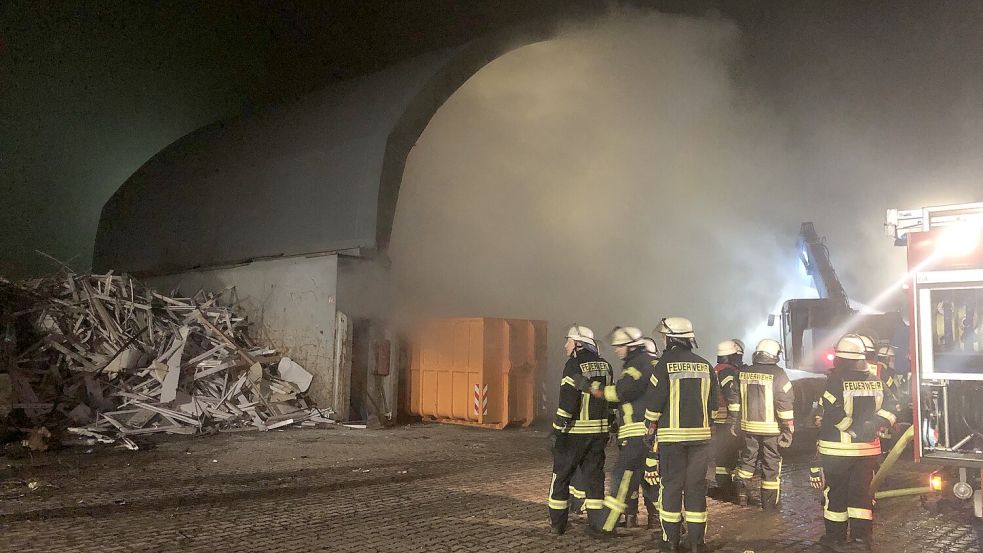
[875, 486, 932, 500]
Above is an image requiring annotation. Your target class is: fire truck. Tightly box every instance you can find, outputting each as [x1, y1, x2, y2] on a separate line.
[886, 202, 983, 518]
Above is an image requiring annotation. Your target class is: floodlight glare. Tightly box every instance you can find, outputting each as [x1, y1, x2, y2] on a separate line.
[936, 220, 982, 257]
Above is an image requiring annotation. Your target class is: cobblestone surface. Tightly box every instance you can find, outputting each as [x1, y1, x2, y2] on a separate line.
[1, 424, 980, 552]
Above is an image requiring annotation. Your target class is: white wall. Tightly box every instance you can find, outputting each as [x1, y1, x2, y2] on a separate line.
[146, 254, 341, 414]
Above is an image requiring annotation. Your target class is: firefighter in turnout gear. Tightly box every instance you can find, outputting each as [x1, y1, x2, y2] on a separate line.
[875, 343, 901, 450]
[815, 335, 901, 552]
[708, 339, 743, 500]
[733, 339, 795, 511]
[645, 317, 718, 553]
[584, 326, 657, 538]
[548, 325, 613, 535]
[569, 360, 616, 516]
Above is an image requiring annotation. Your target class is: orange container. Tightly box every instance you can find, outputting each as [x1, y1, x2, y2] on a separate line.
[405, 318, 547, 429]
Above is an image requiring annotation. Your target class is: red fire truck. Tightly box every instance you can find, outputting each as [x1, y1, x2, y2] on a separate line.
[886, 202, 983, 518]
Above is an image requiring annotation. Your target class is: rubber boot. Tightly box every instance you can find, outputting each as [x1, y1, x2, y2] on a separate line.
[549, 523, 566, 535]
[761, 488, 780, 512]
[585, 525, 615, 540]
[618, 514, 638, 528]
[647, 513, 660, 529]
[736, 481, 748, 507]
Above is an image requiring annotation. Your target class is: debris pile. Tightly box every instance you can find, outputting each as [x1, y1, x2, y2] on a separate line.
[1, 272, 333, 450]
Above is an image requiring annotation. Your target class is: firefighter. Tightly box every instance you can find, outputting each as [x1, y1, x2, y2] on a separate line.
[813, 335, 901, 552]
[708, 339, 743, 501]
[645, 317, 718, 553]
[569, 358, 617, 517]
[732, 339, 795, 511]
[548, 325, 612, 535]
[584, 326, 657, 538]
[639, 336, 663, 529]
[875, 343, 901, 452]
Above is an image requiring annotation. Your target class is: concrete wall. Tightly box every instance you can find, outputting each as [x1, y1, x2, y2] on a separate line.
[145, 254, 342, 415]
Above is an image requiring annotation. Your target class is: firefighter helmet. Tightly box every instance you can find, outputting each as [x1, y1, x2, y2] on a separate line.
[854, 334, 876, 353]
[566, 324, 596, 348]
[753, 339, 782, 363]
[835, 335, 867, 360]
[641, 337, 660, 356]
[607, 326, 645, 347]
[717, 340, 740, 357]
[654, 317, 695, 338]
[732, 338, 746, 355]
[877, 344, 896, 358]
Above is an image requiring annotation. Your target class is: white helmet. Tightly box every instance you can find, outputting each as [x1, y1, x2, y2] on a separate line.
[566, 324, 596, 348]
[654, 317, 695, 339]
[853, 334, 876, 353]
[753, 339, 782, 363]
[835, 335, 867, 360]
[640, 337, 661, 356]
[732, 339, 746, 355]
[877, 344, 896, 358]
[717, 340, 740, 357]
[607, 326, 645, 347]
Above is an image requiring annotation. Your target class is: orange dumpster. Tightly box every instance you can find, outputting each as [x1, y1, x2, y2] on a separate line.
[405, 318, 547, 429]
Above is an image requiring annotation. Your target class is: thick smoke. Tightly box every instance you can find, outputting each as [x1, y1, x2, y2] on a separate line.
[388, 8, 981, 377]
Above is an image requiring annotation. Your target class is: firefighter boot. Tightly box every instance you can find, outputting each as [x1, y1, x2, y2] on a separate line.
[657, 538, 680, 553]
[549, 522, 567, 535]
[647, 512, 660, 529]
[617, 514, 638, 528]
[818, 534, 853, 553]
[585, 525, 614, 540]
[736, 480, 749, 507]
[760, 488, 780, 512]
[692, 543, 714, 553]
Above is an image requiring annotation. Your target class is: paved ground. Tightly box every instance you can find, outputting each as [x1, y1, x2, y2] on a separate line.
[0, 423, 979, 553]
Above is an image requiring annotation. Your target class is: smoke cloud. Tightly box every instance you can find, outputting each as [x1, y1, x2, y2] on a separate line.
[388, 7, 982, 377]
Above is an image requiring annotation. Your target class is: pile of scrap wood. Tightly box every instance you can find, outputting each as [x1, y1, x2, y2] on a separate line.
[0, 271, 334, 450]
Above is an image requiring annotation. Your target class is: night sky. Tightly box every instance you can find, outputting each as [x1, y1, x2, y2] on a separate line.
[4, 1, 983, 279]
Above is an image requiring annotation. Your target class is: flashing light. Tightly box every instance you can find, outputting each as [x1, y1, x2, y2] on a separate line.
[826, 352, 835, 363]
[930, 471, 943, 492]
[936, 220, 983, 257]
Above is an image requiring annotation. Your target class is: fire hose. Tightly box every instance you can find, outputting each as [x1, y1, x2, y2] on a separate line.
[871, 425, 933, 500]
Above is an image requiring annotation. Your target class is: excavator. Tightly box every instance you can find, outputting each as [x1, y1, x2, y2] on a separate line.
[768, 223, 907, 429]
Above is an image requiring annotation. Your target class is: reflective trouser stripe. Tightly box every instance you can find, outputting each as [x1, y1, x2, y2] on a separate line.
[659, 510, 682, 522]
[548, 499, 568, 509]
[602, 470, 634, 532]
[684, 510, 708, 523]
[715, 467, 730, 475]
[761, 480, 780, 490]
[735, 468, 754, 480]
[569, 486, 586, 499]
[585, 499, 604, 510]
[848, 507, 873, 520]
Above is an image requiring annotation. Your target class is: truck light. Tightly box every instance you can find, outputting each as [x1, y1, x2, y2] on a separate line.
[930, 471, 944, 492]
[936, 220, 982, 257]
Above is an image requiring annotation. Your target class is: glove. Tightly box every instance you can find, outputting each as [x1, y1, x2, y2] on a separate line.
[644, 469, 660, 487]
[809, 467, 824, 489]
[850, 420, 878, 442]
[777, 422, 794, 448]
[729, 421, 739, 437]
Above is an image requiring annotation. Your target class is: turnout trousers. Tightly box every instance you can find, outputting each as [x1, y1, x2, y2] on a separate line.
[711, 423, 741, 490]
[820, 454, 877, 542]
[549, 434, 606, 529]
[658, 441, 710, 548]
[735, 433, 783, 507]
[596, 437, 648, 531]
